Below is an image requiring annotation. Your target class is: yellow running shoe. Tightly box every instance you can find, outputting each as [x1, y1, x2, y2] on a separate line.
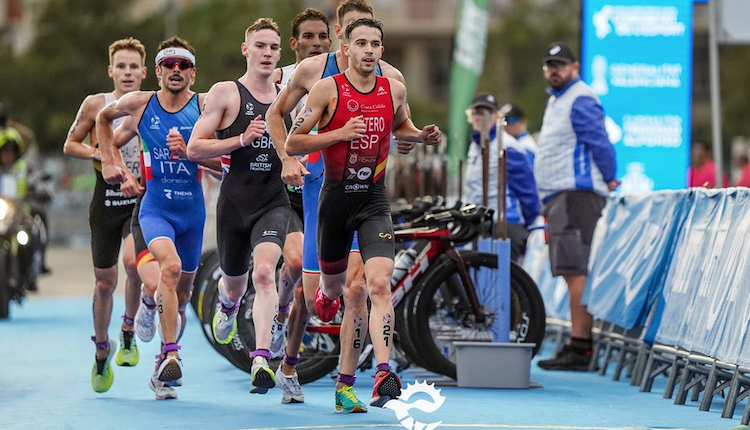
[115, 329, 139, 366]
[91, 338, 117, 393]
[335, 385, 368, 413]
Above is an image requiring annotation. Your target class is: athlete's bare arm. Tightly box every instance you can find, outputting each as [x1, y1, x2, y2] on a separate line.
[286, 78, 366, 156]
[63, 94, 106, 160]
[182, 92, 223, 171]
[187, 82, 241, 160]
[389, 78, 441, 145]
[268, 54, 327, 185]
[112, 115, 144, 197]
[96, 91, 151, 184]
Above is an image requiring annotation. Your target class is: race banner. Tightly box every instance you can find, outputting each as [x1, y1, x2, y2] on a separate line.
[447, 0, 488, 174]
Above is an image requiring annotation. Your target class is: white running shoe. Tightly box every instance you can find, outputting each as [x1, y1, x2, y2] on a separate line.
[275, 365, 304, 404]
[149, 373, 178, 400]
[212, 306, 238, 345]
[156, 355, 183, 384]
[135, 300, 157, 343]
[269, 317, 287, 359]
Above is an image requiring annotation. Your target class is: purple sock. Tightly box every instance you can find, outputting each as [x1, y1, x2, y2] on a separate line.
[162, 342, 181, 355]
[251, 349, 271, 360]
[376, 363, 392, 373]
[337, 373, 356, 386]
[220, 300, 239, 315]
[283, 353, 299, 367]
[91, 336, 109, 350]
[122, 315, 134, 327]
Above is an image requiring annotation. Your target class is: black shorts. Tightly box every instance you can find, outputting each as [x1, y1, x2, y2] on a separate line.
[89, 171, 137, 268]
[542, 190, 606, 276]
[288, 191, 303, 234]
[217, 198, 291, 277]
[317, 189, 394, 275]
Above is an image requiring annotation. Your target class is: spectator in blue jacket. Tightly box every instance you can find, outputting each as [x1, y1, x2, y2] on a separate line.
[535, 42, 619, 372]
[463, 93, 540, 262]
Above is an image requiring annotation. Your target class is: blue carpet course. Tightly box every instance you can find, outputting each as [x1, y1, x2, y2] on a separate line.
[0, 297, 744, 430]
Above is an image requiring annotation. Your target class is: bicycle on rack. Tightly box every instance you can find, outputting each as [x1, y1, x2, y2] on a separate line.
[191, 199, 546, 382]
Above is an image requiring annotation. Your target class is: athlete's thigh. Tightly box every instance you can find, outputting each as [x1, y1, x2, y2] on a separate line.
[216, 196, 254, 277]
[89, 200, 133, 269]
[174, 221, 204, 274]
[139, 206, 176, 252]
[357, 214, 395, 263]
[250, 204, 290, 250]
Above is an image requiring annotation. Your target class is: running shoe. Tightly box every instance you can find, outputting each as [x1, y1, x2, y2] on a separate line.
[314, 286, 340, 323]
[149, 372, 178, 400]
[370, 371, 401, 407]
[156, 354, 183, 384]
[212, 306, 238, 345]
[91, 338, 117, 393]
[249, 356, 276, 394]
[135, 299, 157, 343]
[275, 365, 304, 404]
[335, 385, 368, 413]
[115, 329, 139, 366]
[269, 316, 287, 359]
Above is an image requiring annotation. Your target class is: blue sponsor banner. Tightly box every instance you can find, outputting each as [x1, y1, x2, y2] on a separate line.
[581, 0, 694, 191]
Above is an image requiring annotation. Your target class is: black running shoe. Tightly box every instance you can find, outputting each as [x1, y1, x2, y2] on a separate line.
[537, 344, 593, 371]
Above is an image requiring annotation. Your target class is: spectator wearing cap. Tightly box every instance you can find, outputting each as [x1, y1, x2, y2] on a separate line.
[500, 103, 536, 167]
[535, 42, 619, 372]
[463, 93, 540, 262]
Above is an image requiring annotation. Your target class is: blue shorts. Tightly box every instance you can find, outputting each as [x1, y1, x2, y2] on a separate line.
[139, 194, 205, 273]
[302, 152, 358, 273]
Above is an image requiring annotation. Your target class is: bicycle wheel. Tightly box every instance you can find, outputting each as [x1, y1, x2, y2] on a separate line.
[406, 252, 546, 379]
[191, 248, 220, 322]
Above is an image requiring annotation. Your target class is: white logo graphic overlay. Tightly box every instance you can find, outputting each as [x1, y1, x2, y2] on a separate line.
[384, 381, 446, 430]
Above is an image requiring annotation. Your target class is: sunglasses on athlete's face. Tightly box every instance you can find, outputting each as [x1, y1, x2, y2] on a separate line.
[160, 58, 194, 70]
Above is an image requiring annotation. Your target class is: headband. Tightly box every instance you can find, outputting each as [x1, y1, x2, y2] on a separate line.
[154, 47, 196, 66]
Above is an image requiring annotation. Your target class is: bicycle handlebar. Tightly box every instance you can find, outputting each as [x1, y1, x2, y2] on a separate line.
[393, 199, 494, 244]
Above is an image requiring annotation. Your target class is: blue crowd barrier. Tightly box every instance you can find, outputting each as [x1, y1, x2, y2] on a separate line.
[655, 188, 750, 365]
[582, 190, 690, 329]
[525, 187, 750, 369]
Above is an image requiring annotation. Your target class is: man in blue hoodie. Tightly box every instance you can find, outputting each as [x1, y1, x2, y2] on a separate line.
[534, 42, 619, 371]
[463, 93, 540, 262]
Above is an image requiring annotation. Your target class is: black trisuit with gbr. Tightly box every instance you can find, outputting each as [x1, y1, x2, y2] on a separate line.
[215, 80, 293, 276]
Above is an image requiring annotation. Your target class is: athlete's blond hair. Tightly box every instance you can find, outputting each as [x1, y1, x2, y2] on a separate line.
[108, 37, 146, 65]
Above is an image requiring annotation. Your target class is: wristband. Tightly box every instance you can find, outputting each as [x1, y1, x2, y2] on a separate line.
[239, 132, 245, 148]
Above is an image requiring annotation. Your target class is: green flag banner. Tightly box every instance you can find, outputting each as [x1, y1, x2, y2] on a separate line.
[448, 0, 488, 174]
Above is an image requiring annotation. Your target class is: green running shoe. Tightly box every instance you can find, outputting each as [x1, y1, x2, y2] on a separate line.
[335, 385, 368, 413]
[249, 357, 276, 394]
[212, 306, 238, 345]
[91, 338, 117, 393]
[116, 329, 139, 366]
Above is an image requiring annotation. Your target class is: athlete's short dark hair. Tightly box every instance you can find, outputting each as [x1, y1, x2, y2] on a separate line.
[157, 36, 196, 55]
[336, 0, 373, 25]
[245, 17, 281, 40]
[291, 8, 329, 40]
[344, 18, 383, 43]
